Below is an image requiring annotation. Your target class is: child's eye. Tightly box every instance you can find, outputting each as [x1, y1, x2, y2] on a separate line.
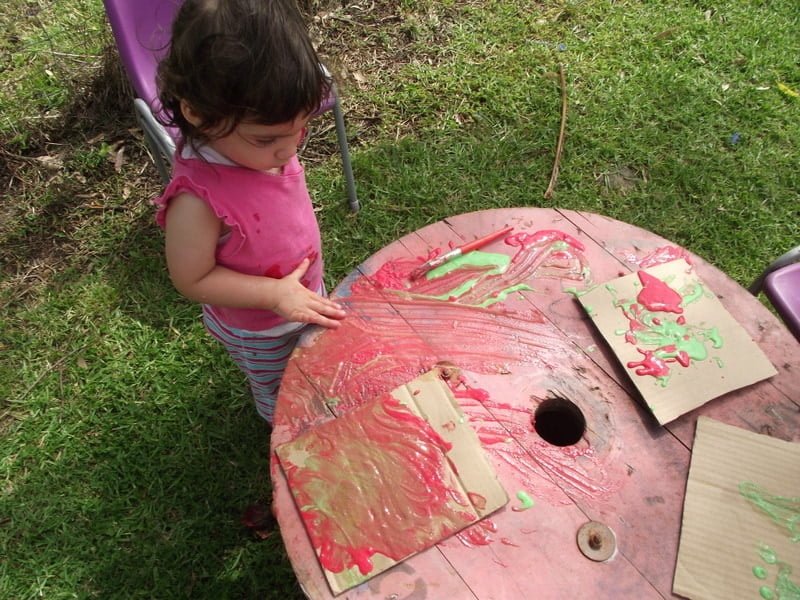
[252, 138, 276, 147]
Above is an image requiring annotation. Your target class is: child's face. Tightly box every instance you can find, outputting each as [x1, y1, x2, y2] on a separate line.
[207, 116, 310, 172]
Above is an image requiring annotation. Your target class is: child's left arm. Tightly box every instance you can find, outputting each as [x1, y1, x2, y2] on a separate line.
[164, 192, 346, 328]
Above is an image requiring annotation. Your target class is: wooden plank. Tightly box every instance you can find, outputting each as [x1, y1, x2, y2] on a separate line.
[440, 368, 680, 598]
[271, 459, 480, 600]
[272, 208, 800, 599]
[557, 209, 800, 404]
[334, 225, 685, 595]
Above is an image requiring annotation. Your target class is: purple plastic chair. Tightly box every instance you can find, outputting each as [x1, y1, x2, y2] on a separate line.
[102, 0, 359, 211]
[749, 246, 800, 342]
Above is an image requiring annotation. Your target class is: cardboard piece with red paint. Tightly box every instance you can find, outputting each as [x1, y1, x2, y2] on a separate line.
[578, 259, 776, 425]
[275, 368, 508, 595]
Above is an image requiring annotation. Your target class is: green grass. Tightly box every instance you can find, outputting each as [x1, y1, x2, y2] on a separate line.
[1, 0, 798, 598]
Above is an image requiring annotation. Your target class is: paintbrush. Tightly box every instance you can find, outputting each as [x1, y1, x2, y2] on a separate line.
[409, 225, 514, 281]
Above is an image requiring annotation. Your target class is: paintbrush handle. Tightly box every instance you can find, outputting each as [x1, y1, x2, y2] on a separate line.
[459, 225, 515, 254]
[409, 225, 514, 280]
[419, 248, 462, 271]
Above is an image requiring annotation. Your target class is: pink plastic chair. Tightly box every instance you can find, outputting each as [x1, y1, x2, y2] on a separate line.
[102, 0, 359, 211]
[749, 246, 800, 342]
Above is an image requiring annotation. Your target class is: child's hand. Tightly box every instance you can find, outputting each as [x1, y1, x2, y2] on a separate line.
[271, 258, 347, 328]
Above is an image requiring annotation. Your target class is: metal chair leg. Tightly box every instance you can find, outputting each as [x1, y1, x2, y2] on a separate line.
[332, 93, 359, 213]
[134, 98, 175, 184]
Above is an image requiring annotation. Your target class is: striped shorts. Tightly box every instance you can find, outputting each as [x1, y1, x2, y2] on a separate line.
[202, 306, 307, 423]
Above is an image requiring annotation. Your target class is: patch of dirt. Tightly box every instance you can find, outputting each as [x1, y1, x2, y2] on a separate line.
[0, 42, 159, 301]
[595, 165, 648, 195]
[0, 1, 455, 297]
[307, 0, 464, 144]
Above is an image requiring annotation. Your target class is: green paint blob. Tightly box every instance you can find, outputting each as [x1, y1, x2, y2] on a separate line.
[515, 491, 535, 510]
[479, 284, 533, 308]
[427, 278, 481, 300]
[426, 250, 509, 279]
[740, 483, 800, 542]
[706, 327, 723, 349]
[775, 565, 800, 599]
[564, 284, 596, 298]
[751, 544, 800, 600]
[759, 545, 779, 565]
[422, 250, 512, 301]
[680, 282, 706, 306]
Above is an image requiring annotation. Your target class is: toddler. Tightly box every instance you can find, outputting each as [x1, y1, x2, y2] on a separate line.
[154, 0, 347, 423]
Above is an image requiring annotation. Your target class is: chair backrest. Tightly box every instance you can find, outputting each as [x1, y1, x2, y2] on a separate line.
[764, 262, 800, 342]
[104, 0, 337, 117]
[103, 0, 179, 111]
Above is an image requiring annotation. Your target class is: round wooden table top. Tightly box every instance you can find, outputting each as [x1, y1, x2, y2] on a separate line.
[270, 208, 800, 600]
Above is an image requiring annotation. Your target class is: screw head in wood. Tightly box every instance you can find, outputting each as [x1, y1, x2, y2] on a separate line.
[577, 521, 616, 562]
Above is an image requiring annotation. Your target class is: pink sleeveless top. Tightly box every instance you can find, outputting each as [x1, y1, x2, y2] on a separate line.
[154, 153, 323, 331]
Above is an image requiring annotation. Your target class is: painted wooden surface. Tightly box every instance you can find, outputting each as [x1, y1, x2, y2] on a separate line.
[270, 208, 800, 600]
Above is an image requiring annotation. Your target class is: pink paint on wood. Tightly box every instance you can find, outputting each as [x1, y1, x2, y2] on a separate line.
[271, 208, 800, 599]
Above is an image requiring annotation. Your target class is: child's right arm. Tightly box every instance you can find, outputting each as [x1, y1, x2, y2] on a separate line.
[163, 193, 346, 328]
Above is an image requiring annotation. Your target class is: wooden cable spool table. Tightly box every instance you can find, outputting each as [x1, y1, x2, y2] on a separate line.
[269, 208, 800, 600]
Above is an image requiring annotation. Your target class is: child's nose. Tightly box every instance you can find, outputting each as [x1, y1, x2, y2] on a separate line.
[275, 145, 297, 161]
[275, 128, 306, 161]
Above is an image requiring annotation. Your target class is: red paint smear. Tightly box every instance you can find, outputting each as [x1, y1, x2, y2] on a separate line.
[456, 519, 497, 547]
[281, 394, 475, 575]
[467, 492, 487, 511]
[353, 256, 419, 292]
[493, 558, 509, 568]
[264, 264, 284, 278]
[506, 230, 585, 252]
[263, 249, 319, 281]
[636, 270, 683, 314]
[287, 294, 564, 415]
[627, 348, 670, 377]
[638, 245, 692, 269]
[453, 386, 490, 403]
[478, 432, 510, 445]
[500, 537, 520, 547]
[275, 228, 625, 515]
[445, 380, 623, 506]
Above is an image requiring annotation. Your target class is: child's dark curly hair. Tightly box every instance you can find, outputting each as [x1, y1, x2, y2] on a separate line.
[157, 0, 330, 142]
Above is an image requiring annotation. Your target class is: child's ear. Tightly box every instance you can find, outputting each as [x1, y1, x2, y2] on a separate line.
[180, 100, 202, 127]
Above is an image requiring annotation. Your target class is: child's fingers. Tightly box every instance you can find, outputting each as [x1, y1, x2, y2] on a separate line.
[317, 296, 346, 316]
[302, 298, 346, 328]
[288, 257, 311, 279]
[309, 313, 344, 329]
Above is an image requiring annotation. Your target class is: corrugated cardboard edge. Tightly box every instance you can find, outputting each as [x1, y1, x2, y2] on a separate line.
[391, 368, 509, 518]
[673, 417, 800, 600]
[577, 260, 777, 425]
[276, 367, 508, 595]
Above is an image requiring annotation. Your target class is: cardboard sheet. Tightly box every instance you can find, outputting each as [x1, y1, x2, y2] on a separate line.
[673, 417, 800, 600]
[275, 368, 508, 595]
[578, 259, 776, 424]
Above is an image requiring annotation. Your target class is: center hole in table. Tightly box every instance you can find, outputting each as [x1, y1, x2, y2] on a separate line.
[532, 397, 586, 446]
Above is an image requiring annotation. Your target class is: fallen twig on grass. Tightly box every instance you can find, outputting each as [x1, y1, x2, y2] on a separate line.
[544, 63, 568, 200]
